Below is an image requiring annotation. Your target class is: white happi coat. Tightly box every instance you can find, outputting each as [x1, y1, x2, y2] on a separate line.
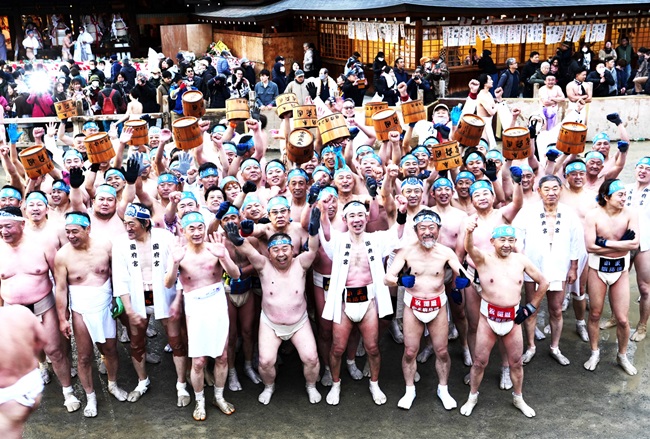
[514, 201, 583, 285]
[112, 228, 177, 319]
[625, 183, 650, 252]
[321, 227, 401, 324]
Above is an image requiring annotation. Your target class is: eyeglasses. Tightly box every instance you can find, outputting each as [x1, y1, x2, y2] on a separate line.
[343, 106, 355, 110]
[269, 208, 289, 216]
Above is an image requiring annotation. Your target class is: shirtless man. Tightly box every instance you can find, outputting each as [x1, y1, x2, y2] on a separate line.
[54, 212, 128, 417]
[287, 168, 309, 222]
[627, 157, 650, 342]
[460, 224, 548, 418]
[48, 180, 72, 220]
[223, 207, 323, 405]
[583, 179, 638, 376]
[321, 200, 406, 406]
[538, 75, 565, 130]
[451, 171, 476, 215]
[24, 191, 65, 247]
[0, 207, 80, 412]
[474, 74, 502, 148]
[165, 212, 240, 421]
[247, 195, 308, 255]
[385, 209, 466, 410]
[0, 306, 47, 439]
[515, 175, 582, 365]
[457, 176, 523, 390]
[559, 160, 596, 341]
[112, 203, 190, 404]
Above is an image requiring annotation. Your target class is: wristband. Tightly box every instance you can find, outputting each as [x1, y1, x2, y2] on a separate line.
[229, 121, 238, 129]
[396, 210, 407, 225]
[399, 94, 409, 102]
[468, 91, 478, 100]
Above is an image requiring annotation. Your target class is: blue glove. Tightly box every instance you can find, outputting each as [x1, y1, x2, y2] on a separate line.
[215, 201, 231, 220]
[349, 126, 360, 139]
[455, 275, 470, 290]
[240, 219, 254, 237]
[450, 105, 462, 126]
[545, 148, 561, 162]
[7, 124, 21, 144]
[399, 267, 415, 289]
[307, 183, 321, 205]
[224, 222, 244, 246]
[450, 289, 463, 305]
[417, 170, 431, 180]
[176, 152, 192, 175]
[242, 181, 257, 194]
[230, 277, 252, 294]
[620, 229, 635, 241]
[515, 303, 537, 324]
[308, 207, 321, 236]
[365, 175, 378, 198]
[617, 141, 629, 153]
[510, 166, 523, 184]
[595, 236, 608, 247]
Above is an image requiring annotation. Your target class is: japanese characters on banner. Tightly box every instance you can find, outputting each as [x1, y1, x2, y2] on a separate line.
[545, 25, 566, 45]
[527, 23, 544, 43]
[586, 23, 607, 42]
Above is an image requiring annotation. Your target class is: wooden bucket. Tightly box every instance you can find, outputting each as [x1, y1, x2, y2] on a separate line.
[124, 119, 148, 146]
[84, 132, 116, 164]
[287, 129, 315, 164]
[454, 114, 485, 147]
[364, 102, 388, 126]
[430, 140, 462, 171]
[502, 127, 531, 160]
[293, 105, 317, 128]
[357, 78, 367, 89]
[54, 99, 77, 120]
[372, 109, 401, 141]
[402, 100, 426, 125]
[181, 90, 205, 118]
[172, 117, 203, 150]
[557, 122, 588, 155]
[19, 145, 54, 179]
[317, 113, 350, 145]
[276, 93, 298, 118]
[225, 98, 250, 121]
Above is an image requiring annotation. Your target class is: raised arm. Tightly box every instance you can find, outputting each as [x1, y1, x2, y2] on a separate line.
[223, 221, 267, 272]
[464, 215, 485, 265]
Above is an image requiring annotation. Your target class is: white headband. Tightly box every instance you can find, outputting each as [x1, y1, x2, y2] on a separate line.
[343, 202, 367, 217]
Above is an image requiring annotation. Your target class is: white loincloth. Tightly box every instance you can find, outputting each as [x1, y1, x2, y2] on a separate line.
[69, 279, 116, 344]
[184, 282, 229, 358]
[0, 368, 44, 407]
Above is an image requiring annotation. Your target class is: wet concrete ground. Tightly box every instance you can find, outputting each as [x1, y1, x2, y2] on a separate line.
[24, 144, 650, 438]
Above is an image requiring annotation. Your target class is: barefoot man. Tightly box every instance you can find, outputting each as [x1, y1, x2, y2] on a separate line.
[0, 305, 47, 439]
[583, 179, 639, 375]
[384, 209, 467, 410]
[223, 207, 323, 405]
[0, 206, 80, 413]
[460, 223, 547, 418]
[54, 211, 128, 417]
[165, 212, 240, 421]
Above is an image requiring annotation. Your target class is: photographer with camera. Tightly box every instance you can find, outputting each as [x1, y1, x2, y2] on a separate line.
[406, 68, 431, 101]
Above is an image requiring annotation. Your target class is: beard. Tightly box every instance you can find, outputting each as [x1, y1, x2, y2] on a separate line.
[421, 239, 436, 249]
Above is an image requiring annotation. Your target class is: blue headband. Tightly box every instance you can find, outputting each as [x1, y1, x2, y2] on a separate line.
[52, 181, 70, 194]
[83, 122, 99, 130]
[96, 184, 117, 198]
[181, 211, 204, 228]
[26, 192, 48, 205]
[356, 145, 374, 157]
[149, 148, 167, 160]
[241, 195, 261, 210]
[636, 157, 650, 167]
[220, 176, 239, 190]
[486, 150, 504, 162]
[240, 159, 259, 171]
[199, 167, 219, 179]
[125, 203, 151, 219]
[469, 180, 494, 196]
[455, 171, 476, 183]
[223, 205, 239, 217]
[520, 165, 534, 174]
[223, 142, 237, 153]
[313, 150, 320, 159]
[492, 225, 516, 238]
[585, 151, 605, 163]
[608, 179, 625, 196]
[313, 165, 331, 178]
[0, 188, 22, 200]
[412, 146, 431, 157]
[333, 167, 353, 179]
[400, 154, 418, 167]
[237, 135, 254, 153]
[267, 196, 290, 212]
[413, 211, 441, 225]
[105, 169, 125, 180]
[158, 173, 179, 185]
[592, 132, 610, 143]
[401, 177, 424, 190]
[321, 146, 335, 156]
[266, 161, 286, 174]
[423, 136, 439, 146]
[565, 162, 587, 174]
[268, 237, 292, 249]
[65, 213, 90, 228]
[317, 186, 339, 201]
[180, 191, 197, 202]
[148, 126, 161, 135]
[212, 124, 227, 134]
[433, 178, 453, 189]
[361, 153, 382, 165]
[63, 149, 83, 162]
[288, 168, 308, 182]
[466, 152, 483, 163]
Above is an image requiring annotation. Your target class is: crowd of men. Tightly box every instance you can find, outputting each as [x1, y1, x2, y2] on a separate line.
[0, 47, 648, 437]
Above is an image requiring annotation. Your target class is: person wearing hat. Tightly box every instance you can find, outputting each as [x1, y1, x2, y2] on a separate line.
[207, 72, 231, 109]
[410, 102, 452, 145]
[217, 50, 232, 77]
[284, 68, 308, 104]
[427, 53, 449, 101]
[372, 51, 387, 89]
[341, 70, 364, 107]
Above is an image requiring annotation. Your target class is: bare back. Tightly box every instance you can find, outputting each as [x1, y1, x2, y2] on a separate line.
[0, 306, 46, 387]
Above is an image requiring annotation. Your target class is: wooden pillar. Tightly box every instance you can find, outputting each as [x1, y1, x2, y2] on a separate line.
[415, 19, 423, 69]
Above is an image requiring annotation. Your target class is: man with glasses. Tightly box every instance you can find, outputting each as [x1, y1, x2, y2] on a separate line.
[246, 196, 308, 256]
